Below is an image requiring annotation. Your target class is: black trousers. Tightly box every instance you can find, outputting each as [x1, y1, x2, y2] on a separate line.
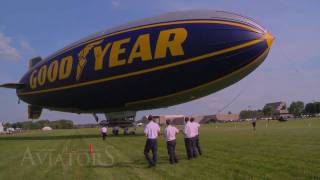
[252, 122, 256, 128]
[190, 137, 199, 158]
[184, 138, 192, 159]
[144, 139, 158, 166]
[194, 135, 202, 155]
[102, 132, 107, 140]
[167, 140, 178, 164]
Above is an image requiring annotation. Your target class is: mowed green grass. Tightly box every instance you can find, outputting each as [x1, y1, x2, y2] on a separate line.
[0, 119, 319, 180]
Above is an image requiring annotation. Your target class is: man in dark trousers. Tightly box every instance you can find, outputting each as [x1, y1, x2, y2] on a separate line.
[190, 117, 202, 156]
[183, 117, 194, 159]
[164, 119, 179, 164]
[252, 118, 257, 131]
[101, 126, 107, 140]
[144, 115, 160, 167]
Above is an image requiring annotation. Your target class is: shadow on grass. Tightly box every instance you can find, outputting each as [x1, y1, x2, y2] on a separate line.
[87, 160, 143, 168]
[87, 156, 179, 169]
[0, 133, 144, 141]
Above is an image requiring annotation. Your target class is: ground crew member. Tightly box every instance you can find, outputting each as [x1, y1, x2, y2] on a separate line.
[144, 115, 160, 167]
[252, 118, 257, 131]
[183, 117, 194, 159]
[190, 117, 202, 156]
[113, 126, 120, 135]
[124, 127, 129, 135]
[164, 119, 179, 164]
[101, 126, 107, 140]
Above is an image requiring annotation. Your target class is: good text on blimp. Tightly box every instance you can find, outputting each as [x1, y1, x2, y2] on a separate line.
[29, 28, 188, 89]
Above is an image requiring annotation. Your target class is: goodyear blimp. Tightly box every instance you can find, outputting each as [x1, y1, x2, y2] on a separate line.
[1, 10, 274, 123]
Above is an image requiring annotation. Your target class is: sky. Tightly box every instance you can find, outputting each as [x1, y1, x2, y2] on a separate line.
[0, 0, 319, 124]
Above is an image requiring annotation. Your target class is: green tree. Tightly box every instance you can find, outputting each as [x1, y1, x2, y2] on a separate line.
[37, 120, 50, 127]
[316, 102, 320, 114]
[4, 123, 11, 129]
[49, 120, 74, 129]
[7, 119, 74, 130]
[21, 121, 33, 130]
[240, 110, 263, 119]
[263, 106, 276, 117]
[305, 102, 320, 115]
[289, 101, 304, 116]
[240, 110, 250, 119]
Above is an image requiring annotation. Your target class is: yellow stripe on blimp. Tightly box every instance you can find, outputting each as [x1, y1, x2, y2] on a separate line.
[18, 37, 266, 96]
[47, 20, 263, 59]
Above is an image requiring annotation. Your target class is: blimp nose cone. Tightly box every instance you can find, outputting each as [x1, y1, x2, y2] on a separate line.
[264, 32, 275, 48]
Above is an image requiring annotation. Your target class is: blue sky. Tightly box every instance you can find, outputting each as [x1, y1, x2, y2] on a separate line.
[0, 0, 319, 123]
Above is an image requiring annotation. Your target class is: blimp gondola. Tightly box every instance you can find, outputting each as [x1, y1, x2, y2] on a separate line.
[0, 10, 274, 124]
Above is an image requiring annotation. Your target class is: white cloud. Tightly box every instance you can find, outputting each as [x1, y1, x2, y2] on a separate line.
[19, 39, 34, 52]
[0, 32, 21, 61]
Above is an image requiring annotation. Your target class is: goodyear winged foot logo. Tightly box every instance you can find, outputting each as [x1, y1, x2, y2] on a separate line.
[76, 40, 103, 81]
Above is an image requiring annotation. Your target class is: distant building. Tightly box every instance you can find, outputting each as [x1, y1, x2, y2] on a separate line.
[170, 116, 186, 125]
[196, 114, 240, 123]
[263, 101, 293, 119]
[264, 101, 288, 114]
[141, 115, 185, 125]
[214, 114, 240, 122]
[192, 115, 215, 123]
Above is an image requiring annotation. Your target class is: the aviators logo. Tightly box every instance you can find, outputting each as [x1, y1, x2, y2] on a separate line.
[29, 27, 188, 89]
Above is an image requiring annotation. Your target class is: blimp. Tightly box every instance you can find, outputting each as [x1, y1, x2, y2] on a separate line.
[0, 10, 274, 125]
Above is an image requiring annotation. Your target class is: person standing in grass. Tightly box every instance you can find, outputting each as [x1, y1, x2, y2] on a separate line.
[144, 115, 160, 167]
[190, 117, 202, 156]
[164, 119, 179, 164]
[183, 117, 194, 160]
[252, 118, 257, 131]
[101, 126, 108, 140]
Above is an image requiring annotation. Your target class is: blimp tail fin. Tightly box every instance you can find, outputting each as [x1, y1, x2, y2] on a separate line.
[28, 105, 42, 119]
[29, 56, 42, 69]
[0, 83, 25, 89]
[1, 56, 42, 89]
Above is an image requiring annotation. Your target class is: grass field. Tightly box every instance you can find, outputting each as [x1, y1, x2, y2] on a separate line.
[0, 118, 319, 180]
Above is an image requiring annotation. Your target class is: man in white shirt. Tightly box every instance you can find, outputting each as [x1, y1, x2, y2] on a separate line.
[101, 126, 107, 140]
[144, 115, 160, 167]
[164, 119, 179, 164]
[190, 117, 202, 156]
[183, 117, 194, 160]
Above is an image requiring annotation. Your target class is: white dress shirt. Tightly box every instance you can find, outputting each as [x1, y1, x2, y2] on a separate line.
[164, 125, 179, 141]
[144, 121, 160, 139]
[184, 121, 193, 138]
[192, 122, 200, 136]
[101, 127, 107, 133]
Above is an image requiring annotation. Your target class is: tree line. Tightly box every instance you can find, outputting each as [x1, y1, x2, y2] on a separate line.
[240, 101, 320, 119]
[4, 120, 74, 130]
